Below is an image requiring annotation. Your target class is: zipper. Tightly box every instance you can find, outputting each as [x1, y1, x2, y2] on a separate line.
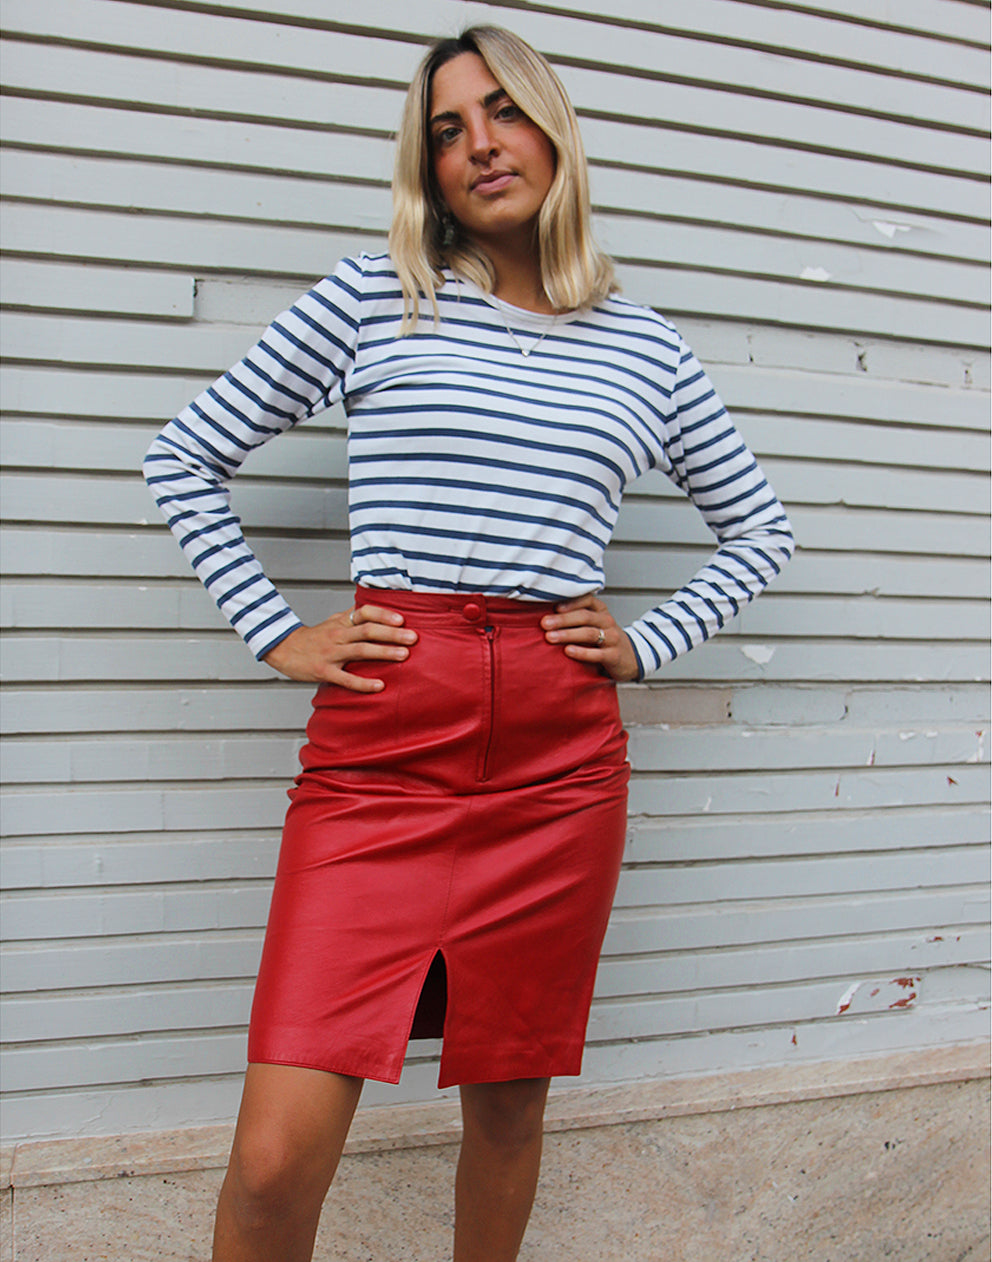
[477, 625, 497, 782]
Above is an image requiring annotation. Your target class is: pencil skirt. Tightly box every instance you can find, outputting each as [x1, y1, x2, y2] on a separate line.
[247, 586, 630, 1088]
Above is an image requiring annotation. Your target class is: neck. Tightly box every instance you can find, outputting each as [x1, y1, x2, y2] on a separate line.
[472, 227, 555, 314]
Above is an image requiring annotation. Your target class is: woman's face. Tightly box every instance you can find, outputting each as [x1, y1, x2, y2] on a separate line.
[429, 52, 556, 248]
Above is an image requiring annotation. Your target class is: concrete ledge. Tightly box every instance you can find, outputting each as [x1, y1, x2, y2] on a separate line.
[4, 1041, 987, 1191]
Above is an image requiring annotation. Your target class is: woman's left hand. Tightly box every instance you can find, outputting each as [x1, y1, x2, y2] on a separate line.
[541, 595, 640, 682]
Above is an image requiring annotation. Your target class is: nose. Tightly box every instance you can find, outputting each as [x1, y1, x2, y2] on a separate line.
[466, 114, 498, 161]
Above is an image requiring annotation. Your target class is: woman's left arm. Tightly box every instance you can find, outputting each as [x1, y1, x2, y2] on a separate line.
[543, 335, 795, 681]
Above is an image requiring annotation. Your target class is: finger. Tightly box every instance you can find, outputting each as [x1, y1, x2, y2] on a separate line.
[542, 615, 613, 648]
[327, 667, 387, 693]
[552, 594, 604, 615]
[542, 609, 606, 632]
[561, 642, 609, 663]
[338, 639, 412, 663]
[349, 621, 417, 646]
[354, 603, 407, 627]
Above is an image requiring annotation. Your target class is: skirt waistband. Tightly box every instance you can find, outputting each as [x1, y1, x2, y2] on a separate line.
[354, 585, 554, 627]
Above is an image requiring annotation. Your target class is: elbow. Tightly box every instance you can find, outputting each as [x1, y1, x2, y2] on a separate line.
[141, 423, 180, 492]
[780, 515, 797, 561]
[141, 439, 164, 493]
[783, 513, 797, 560]
[141, 428, 182, 512]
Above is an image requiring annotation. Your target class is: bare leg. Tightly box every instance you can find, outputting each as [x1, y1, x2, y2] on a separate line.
[454, 1077, 551, 1262]
[212, 1063, 364, 1262]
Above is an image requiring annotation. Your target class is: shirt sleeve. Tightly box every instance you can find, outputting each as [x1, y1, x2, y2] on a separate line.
[622, 335, 796, 679]
[142, 256, 365, 660]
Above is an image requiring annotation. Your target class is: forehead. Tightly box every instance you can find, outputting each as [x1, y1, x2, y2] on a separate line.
[429, 52, 502, 114]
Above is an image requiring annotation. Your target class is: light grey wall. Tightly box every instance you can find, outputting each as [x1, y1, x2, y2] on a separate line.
[1, 0, 989, 1142]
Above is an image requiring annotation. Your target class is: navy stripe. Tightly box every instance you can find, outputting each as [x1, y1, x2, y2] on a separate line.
[349, 474, 615, 533]
[352, 498, 607, 549]
[350, 412, 630, 487]
[355, 520, 599, 569]
[349, 450, 620, 514]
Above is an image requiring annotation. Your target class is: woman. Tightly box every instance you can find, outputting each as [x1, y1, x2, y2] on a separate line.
[144, 25, 794, 1262]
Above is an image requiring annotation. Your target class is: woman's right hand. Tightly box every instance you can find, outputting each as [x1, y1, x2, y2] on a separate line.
[261, 603, 417, 691]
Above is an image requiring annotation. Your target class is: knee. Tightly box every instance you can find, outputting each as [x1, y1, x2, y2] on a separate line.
[225, 1133, 322, 1226]
[461, 1078, 550, 1153]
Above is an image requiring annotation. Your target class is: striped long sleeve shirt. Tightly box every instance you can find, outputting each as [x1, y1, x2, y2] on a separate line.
[143, 253, 794, 678]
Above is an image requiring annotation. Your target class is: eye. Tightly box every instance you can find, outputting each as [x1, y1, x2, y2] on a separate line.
[496, 103, 522, 121]
[434, 125, 460, 147]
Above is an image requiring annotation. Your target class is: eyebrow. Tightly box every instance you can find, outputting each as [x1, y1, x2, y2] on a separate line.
[429, 87, 508, 129]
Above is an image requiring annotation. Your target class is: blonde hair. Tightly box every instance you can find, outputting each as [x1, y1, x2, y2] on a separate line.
[389, 25, 617, 331]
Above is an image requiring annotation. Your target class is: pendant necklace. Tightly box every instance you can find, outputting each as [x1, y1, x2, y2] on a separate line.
[491, 299, 557, 357]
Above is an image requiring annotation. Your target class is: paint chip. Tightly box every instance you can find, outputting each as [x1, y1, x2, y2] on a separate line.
[836, 982, 861, 1015]
[872, 220, 913, 240]
[800, 266, 831, 282]
[741, 644, 775, 665]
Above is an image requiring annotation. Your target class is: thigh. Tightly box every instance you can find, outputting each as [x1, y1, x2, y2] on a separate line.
[227, 1063, 364, 1201]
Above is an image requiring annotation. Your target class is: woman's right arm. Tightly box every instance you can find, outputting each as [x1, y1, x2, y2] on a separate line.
[143, 256, 415, 686]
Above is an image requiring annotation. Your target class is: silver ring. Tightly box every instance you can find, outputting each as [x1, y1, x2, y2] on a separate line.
[596, 628, 606, 646]
[348, 609, 356, 625]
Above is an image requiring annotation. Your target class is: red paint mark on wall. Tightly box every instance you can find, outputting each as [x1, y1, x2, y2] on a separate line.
[889, 977, 920, 1009]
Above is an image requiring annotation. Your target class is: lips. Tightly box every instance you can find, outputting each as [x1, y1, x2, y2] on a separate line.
[472, 170, 516, 193]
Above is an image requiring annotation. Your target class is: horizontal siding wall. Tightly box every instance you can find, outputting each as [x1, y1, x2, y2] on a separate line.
[1, 0, 989, 1141]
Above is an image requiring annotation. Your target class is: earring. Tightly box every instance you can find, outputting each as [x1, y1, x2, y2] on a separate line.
[441, 214, 456, 249]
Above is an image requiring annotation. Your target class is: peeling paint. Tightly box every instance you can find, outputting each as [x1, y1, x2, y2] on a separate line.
[836, 982, 861, 1015]
[866, 748, 876, 766]
[966, 731, 985, 764]
[800, 266, 831, 282]
[871, 220, 914, 240]
[890, 977, 920, 1009]
[741, 644, 775, 665]
[837, 976, 922, 1016]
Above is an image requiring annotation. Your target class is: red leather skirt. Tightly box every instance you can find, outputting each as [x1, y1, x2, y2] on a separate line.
[248, 587, 630, 1087]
